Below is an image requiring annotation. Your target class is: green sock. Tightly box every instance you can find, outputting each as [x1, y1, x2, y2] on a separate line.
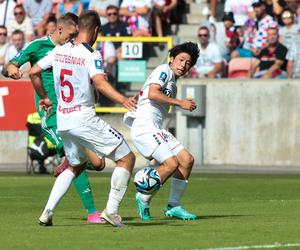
[86, 161, 96, 171]
[73, 170, 97, 214]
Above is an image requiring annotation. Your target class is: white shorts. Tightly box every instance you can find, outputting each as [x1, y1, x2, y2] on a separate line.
[60, 116, 130, 166]
[131, 120, 184, 163]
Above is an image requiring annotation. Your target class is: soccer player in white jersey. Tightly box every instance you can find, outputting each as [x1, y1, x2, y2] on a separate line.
[29, 10, 137, 227]
[124, 42, 200, 220]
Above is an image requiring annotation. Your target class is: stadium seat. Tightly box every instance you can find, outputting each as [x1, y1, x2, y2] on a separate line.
[26, 112, 59, 174]
[228, 58, 256, 78]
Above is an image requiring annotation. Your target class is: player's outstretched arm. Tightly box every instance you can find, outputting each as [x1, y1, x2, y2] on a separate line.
[2, 62, 23, 79]
[92, 74, 137, 111]
[149, 83, 197, 112]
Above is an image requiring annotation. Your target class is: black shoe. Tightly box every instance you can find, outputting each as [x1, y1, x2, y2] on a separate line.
[38, 165, 49, 174]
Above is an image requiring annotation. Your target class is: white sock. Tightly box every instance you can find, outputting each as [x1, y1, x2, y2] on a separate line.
[167, 177, 188, 207]
[44, 169, 75, 212]
[140, 192, 153, 204]
[106, 167, 131, 214]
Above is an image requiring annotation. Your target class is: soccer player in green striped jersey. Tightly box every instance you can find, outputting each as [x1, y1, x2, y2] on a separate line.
[2, 13, 105, 224]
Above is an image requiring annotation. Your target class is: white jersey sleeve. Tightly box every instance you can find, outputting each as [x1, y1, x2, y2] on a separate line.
[146, 64, 172, 89]
[87, 50, 105, 78]
[37, 48, 56, 70]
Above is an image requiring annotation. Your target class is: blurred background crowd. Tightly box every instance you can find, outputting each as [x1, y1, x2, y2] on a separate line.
[1, 0, 300, 83]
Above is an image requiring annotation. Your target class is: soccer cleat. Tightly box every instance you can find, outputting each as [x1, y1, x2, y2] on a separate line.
[39, 209, 53, 226]
[87, 211, 107, 224]
[53, 157, 69, 177]
[136, 192, 151, 220]
[164, 205, 198, 220]
[100, 209, 125, 227]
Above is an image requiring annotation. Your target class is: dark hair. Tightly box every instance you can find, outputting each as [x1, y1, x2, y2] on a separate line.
[11, 29, 24, 38]
[58, 12, 78, 26]
[0, 25, 7, 31]
[78, 10, 101, 31]
[198, 26, 210, 34]
[106, 5, 119, 11]
[14, 4, 25, 11]
[169, 42, 199, 67]
[222, 12, 235, 23]
[46, 14, 57, 25]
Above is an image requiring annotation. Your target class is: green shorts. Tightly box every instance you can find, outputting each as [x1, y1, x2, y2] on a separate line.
[35, 93, 64, 157]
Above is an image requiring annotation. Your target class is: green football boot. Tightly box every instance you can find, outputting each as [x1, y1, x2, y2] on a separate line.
[164, 205, 198, 220]
[136, 192, 151, 220]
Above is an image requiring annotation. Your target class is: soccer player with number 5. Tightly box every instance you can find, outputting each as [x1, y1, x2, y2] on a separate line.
[2, 13, 106, 224]
[30, 10, 137, 227]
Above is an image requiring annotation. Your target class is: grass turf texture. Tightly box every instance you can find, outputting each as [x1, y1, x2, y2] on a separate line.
[0, 172, 299, 250]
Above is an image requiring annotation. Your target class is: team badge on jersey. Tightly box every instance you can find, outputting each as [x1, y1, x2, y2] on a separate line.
[159, 72, 167, 82]
[94, 59, 103, 70]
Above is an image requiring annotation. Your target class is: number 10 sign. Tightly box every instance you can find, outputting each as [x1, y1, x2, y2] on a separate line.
[121, 42, 143, 59]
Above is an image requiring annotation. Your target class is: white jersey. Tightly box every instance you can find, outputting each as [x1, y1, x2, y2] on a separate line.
[38, 42, 105, 131]
[125, 64, 176, 128]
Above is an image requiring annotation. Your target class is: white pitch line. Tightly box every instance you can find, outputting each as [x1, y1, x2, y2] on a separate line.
[193, 243, 300, 250]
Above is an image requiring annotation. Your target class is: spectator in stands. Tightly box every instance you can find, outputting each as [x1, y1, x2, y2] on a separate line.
[45, 14, 57, 35]
[119, 0, 153, 36]
[250, 26, 288, 78]
[287, 36, 300, 78]
[224, 0, 255, 27]
[0, 26, 9, 72]
[279, 9, 298, 48]
[5, 29, 25, 62]
[5, 29, 30, 76]
[152, 0, 177, 37]
[0, 0, 16, 27]
[231, 18, 256, 58]
[56, 0, 83, 18]
[102, 5, 132, 59]
[7, 4, 33, 43]
[214, 12, 236, 60]
[192, 26, 223, 78]
[264, 0, 286, 22]
[24, 0, 53, 37]
[89, 0, 119, 26]
[252, 0, 277, 55]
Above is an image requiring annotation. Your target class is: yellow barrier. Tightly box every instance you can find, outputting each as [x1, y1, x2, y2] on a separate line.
[94, 36, 173, 113]
[95, 36, 173, 50]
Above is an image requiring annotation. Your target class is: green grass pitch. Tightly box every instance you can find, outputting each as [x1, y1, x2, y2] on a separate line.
[0, 172, 299, 250]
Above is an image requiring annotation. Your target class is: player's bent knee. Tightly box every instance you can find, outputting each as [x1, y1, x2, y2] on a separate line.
[186, 154, 194, 168]
[162, 156, 179, 173]
[116, 151, 136, 171]
[92, 157, 106, 171]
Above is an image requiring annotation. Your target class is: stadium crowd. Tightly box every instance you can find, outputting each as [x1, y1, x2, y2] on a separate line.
[0, 0, 182, 76]
[191, 0, 300, 79]
[1, 0, 300, 80]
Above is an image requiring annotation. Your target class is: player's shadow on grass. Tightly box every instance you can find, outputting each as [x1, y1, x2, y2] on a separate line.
[199, 214, 249, 220]
[125, 221, 174, 226]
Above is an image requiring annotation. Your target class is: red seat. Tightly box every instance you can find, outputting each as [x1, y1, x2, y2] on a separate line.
[228, 58, 256, 78]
